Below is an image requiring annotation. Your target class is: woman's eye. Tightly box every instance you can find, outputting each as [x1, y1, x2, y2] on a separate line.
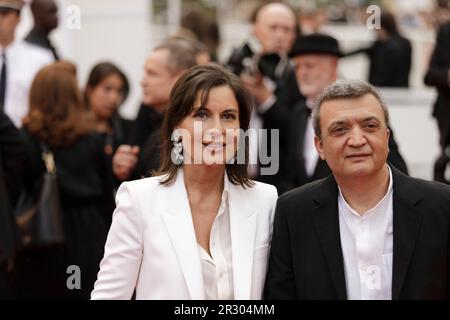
[194, 110, 208, 119]
[222, 113, 236, 120]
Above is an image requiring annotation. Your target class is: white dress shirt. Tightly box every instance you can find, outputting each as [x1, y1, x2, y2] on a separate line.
[338, 166, 394, 300]
[197, 177, 234, 300]
[303, 100, 319, 177]
[248, 79, 277, 178]
[1, 41, 53, 128]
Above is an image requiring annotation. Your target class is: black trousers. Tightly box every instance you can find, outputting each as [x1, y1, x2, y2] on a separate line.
[0, 261, 14, 299]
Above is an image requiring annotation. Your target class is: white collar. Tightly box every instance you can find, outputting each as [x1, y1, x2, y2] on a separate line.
[338, 165, 393, 218]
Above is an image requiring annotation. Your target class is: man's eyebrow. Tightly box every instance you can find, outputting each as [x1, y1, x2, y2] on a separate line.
[359, 116, 382, 123]
[328, 120, 348, 128]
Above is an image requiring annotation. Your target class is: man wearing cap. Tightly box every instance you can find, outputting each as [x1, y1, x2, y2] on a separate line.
[283, 33, 408, 189]
[0, 0, 53, 127]
[264, 79, 450, 300]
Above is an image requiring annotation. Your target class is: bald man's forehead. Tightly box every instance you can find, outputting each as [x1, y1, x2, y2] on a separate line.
[256, 3, 296, 24]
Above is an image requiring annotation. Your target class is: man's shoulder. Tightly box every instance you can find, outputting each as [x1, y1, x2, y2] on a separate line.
[396, 172, 450, 202]
[278, 176, 332, 207]
[14, 41, 53, 65]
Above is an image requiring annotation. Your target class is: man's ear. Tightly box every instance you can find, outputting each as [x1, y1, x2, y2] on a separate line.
[314, 136, 325, 160]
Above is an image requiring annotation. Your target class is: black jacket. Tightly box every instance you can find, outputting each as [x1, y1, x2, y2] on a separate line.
[345, 35, 412, 88]
[424, 21, 450, 147]
[264, 167, 450, 299]
[0, 113, 24, 263]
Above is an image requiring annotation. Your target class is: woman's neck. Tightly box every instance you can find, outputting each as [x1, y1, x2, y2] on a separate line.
[183, 164, 225, 196]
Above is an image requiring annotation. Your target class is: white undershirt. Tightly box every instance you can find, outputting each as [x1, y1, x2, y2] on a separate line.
[338, 165, 394, 300]
[303, 100, 319, 177]
[197, 177, 234, 300]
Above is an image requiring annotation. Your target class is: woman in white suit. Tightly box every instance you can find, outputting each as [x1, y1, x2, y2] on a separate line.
[91, 64, 278, 300]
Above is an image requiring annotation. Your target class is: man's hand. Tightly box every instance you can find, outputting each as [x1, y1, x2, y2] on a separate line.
[112, 145, 140, 181]
[241, 73, 274, 105]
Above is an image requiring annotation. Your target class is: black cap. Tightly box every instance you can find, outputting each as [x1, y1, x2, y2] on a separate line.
[289, 33, 343, 58]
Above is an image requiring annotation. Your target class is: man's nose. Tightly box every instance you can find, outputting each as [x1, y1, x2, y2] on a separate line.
[347, 128, 367, 147]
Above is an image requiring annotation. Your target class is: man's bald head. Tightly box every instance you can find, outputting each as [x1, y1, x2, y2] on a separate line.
[30, 0, 58, 32]
[252, 2, 297, 55]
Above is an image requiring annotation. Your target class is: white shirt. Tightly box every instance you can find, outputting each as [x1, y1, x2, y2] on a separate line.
[338, 166, 394, 300]
[1, 41, 53, 128]
[197, 177, 234, 300]
[303, 100, 319, 177]
[248, 82, 276, 178]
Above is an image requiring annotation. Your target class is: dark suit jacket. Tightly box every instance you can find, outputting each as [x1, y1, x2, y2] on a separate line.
[285, 101, 409, 190]
[424, 21, 450, 147]
[264, 167, 450, 299]
[345, 35, 412, 88]
[0, 113, 24, 263]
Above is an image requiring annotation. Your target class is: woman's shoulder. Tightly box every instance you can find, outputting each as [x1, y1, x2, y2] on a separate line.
[235, 180, 278, 204]
[118, 174, 169, 197]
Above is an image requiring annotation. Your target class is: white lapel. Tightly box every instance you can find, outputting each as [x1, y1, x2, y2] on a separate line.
[160, 170, 205, 299]
[228, 180, 257, 299]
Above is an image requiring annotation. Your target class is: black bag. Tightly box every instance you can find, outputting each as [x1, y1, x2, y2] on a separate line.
[15, 144, 65, 248]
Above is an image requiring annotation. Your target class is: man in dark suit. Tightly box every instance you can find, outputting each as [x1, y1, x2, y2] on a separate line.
[285, 34, 408, 190]
[424, 21, 450, 182]
[264, 79, 450, 300]
[344, 12, 411, 88]
[424, 20, 450, 149]
[0, 112, 24, 298]
[112, 39, 197, 181]
[228, 2, 304, 194]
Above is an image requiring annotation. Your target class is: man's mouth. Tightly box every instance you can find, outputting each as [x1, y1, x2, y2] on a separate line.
[346, 153, 370, 159]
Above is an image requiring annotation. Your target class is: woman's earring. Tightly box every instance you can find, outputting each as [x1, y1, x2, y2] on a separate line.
[171, 129, 184, 165]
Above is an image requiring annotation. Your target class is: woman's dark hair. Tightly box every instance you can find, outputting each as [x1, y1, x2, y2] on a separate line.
[380, 12, 399, 36]
[155, 63, 254, 188]
[84, 62, 130, 107]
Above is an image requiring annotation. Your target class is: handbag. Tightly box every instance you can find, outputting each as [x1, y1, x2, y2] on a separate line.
[15, 143, 65, 248]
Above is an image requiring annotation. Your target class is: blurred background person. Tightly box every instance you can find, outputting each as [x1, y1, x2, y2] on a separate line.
[227, 1, 302, 108]
[0, 0, 53, 128]
[113, 39, 198, 182]
[344, 12, 412, 88]
[424, 19, 450, 182]
[227, 2, 301, 194]
[24, 0, 60, 60]
[84, 62, 130, 159]
[14, 61, 113, 299]
[0, 111, 24, 299]
[180, 8, 221, 62]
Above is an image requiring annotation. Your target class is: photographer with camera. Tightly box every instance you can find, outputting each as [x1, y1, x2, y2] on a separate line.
[226, 2, 303, 194]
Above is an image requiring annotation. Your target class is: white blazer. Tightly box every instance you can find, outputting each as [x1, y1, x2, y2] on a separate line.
[91, 170, 278, 300]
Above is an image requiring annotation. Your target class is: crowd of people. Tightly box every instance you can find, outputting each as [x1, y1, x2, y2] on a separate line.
[1, 0, 450, 300]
